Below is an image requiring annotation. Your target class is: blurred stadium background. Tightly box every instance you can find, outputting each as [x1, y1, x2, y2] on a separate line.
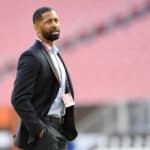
[1, 0, 150, 149]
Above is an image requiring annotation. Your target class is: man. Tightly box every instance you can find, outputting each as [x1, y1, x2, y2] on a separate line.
[11, 7, 78, 150]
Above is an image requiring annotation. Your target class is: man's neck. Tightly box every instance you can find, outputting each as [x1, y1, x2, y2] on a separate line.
[44, 39, 54, 47]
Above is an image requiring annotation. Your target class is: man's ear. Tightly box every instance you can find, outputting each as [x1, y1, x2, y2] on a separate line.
[33, 23, 39, 33]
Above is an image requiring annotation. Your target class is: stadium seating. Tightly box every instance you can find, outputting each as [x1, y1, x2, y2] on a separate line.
[1, 0, 150, 106]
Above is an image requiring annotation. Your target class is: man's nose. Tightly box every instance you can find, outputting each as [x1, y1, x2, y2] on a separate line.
[51, 21, 58, 27]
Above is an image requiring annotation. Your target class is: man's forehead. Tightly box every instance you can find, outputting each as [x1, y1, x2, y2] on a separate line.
[42, 10, 59, 19]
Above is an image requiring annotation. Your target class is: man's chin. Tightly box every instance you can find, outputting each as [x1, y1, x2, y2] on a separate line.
[46, 35, 59, 41]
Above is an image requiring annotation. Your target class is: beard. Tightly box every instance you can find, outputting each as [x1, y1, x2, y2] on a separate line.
[41, 29, 60, 41]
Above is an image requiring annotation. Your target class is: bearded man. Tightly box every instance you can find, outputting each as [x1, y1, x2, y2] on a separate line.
[11, 6, 78, 150]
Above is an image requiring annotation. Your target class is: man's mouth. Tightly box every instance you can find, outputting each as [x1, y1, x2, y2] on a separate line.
[51, 31, 59, 35]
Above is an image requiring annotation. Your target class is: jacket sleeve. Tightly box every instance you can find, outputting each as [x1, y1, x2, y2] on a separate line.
[11, 52, 43, 137]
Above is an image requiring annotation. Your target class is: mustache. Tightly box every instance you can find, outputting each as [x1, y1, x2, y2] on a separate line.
[49, 28, 60, 32]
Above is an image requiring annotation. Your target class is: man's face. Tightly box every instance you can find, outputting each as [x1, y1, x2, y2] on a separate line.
[37, 10, 60, 41]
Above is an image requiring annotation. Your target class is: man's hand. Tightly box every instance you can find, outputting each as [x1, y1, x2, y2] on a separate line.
[37, 128, 46, 139]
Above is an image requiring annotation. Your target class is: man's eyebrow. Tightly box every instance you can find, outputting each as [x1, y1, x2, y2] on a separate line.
[45, 17, 58, 21]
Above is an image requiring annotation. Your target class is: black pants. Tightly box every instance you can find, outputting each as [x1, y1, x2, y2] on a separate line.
[25, 117, 67, 150]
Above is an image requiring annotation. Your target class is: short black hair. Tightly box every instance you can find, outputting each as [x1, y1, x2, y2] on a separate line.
[33, 7, 54, 24]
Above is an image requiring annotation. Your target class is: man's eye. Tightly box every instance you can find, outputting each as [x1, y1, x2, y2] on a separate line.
[47, 20, 51, 23]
